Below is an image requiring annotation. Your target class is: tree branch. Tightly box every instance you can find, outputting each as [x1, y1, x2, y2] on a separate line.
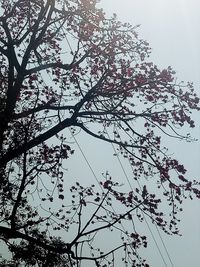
[76, 122, 144, 149]
[80, 202, 143, 238]
[0, 117, 77, 168]
[14, 104, 75, 119]
[0, 226, 70, 254]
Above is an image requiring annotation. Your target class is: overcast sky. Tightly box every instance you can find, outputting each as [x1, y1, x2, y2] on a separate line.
[83, 1, 200, 266]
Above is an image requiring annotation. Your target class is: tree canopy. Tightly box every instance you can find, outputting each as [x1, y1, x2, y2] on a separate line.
[0, 0, 199, 266]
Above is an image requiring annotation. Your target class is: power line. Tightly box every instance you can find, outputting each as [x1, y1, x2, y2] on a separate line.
[69, 128, 101, 187]
[106, 130, 174, 267]
[70, 130, 153, 265]
[70, 128, 173, 267]
[143, 215, 168, 267]
[155, 224, 174, 267]
[107, 136, 168, 267]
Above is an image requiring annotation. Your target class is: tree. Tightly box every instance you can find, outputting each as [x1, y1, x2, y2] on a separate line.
[0, 0, 199, 266]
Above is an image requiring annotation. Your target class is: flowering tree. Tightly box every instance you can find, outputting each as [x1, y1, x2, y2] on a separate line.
[0, 0, 199, 266]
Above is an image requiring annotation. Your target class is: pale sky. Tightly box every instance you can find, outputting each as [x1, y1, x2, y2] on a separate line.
[96, 1, 200, 266]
